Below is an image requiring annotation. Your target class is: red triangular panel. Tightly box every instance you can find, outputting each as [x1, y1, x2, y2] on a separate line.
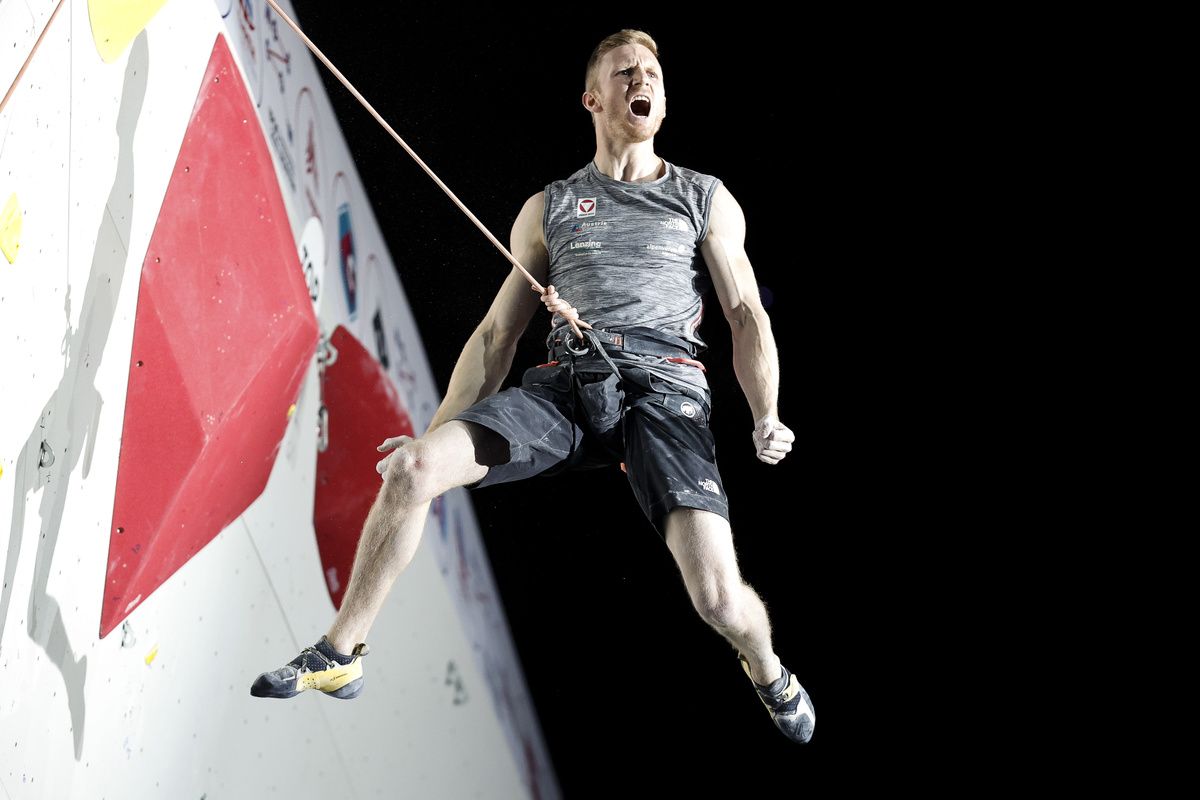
[101, 34, 319, 637]
[313, 326, 414, 609]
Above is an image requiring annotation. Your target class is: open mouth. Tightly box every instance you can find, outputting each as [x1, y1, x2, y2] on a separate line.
[630, 95, 651, 117]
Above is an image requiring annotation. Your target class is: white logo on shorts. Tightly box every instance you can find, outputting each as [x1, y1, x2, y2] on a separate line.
[699, 478, 720, 494]
[680, 401, 696, 418]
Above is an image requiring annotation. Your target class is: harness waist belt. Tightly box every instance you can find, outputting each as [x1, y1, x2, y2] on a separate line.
[547, 328, 696, 362]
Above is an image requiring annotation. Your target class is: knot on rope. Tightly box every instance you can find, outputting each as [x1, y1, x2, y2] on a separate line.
[538, 283, 592, 340]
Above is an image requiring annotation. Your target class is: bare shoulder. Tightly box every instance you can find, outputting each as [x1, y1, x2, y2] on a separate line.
[520, 190, 546, 215]
[513, 192, 546, 240]
[509, 191, 548, 284]
[706, 183, 747, 241]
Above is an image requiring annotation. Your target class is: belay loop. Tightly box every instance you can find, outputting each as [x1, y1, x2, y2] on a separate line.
[563, 331, 591, 356]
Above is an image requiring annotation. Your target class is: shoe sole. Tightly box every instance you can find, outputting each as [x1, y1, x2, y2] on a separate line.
[251, 660, 363, 699]
[323, 676, 363, 699]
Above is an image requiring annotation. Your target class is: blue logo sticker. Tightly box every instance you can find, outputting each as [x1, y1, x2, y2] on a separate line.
[338, 202, 356, 317]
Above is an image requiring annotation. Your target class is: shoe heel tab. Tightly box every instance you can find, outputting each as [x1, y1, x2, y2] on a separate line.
[353, 643, 370, 657]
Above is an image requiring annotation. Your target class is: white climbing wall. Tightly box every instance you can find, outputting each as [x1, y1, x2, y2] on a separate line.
[0, 1, 556, 798]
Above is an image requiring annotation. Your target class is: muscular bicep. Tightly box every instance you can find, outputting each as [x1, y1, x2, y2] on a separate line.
[481, 192, 548, 336]
[510, 191, 549, 289]
[702, 184, 762, 327]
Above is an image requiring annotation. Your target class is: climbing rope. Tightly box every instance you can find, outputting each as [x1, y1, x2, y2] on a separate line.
[0, 0, 67, 116]
[263, 0, 588, 341]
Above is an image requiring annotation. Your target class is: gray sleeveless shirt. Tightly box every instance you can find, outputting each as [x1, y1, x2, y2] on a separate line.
[542, 161, 722, 354]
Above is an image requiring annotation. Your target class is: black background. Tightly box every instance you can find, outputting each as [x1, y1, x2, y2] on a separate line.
[284, 4, 925, 795]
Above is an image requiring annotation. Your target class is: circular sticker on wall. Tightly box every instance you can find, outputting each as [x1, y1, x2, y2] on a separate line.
[332, 172, 358, 320]
[298, 216, 325, 314]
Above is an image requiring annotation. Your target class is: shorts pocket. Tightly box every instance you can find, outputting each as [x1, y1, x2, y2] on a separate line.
[577, 372, 623, 434]
[521, 364, 572, 391]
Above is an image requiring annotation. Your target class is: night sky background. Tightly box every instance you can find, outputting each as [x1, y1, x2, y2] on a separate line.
[283, 4, 926, 795]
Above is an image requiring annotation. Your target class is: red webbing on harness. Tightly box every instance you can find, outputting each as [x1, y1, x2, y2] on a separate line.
[666, 357, 707, 372]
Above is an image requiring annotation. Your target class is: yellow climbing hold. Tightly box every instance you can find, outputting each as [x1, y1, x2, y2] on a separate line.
[88, 0, 169, 64]
[145, 643, 159, 665]
[287, 404, 297, 418]
[1, 194, 20, 264]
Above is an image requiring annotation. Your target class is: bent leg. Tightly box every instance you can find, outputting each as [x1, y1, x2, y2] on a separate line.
[664, 507, 782, 685]
[326, 421, 507, 652]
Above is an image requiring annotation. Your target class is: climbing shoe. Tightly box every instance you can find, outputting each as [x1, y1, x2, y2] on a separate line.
[740, 654, 815, 744]
[251, 636, 369, 699]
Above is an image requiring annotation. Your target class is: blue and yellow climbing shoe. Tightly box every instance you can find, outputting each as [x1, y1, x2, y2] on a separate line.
[740, 654, 815, 744]
[251, 636, 369, 699]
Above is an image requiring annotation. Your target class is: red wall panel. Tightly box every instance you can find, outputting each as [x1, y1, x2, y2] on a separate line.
[314, 325, 413, 610]
[102, 34, 319, 637]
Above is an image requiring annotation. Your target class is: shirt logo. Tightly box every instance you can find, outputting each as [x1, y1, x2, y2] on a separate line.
[660, 217, 686, 231]
[699, 478, 720, 495]
[645, 243, 689, 255]
[577, 198, 596, 218]
[570, 240, 602, 253]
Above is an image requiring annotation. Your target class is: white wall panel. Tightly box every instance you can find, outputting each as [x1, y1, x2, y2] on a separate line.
[0, 1, 60, 97]
[1, 1, 552, 797]
[0, 0, 71, 453]
[0, 8, 87, 795]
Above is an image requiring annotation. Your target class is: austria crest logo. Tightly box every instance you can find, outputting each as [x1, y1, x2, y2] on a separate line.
[576, 197, 596, 218]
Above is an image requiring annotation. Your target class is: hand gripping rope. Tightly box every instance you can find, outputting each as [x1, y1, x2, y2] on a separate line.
[263, 0, 595, 347]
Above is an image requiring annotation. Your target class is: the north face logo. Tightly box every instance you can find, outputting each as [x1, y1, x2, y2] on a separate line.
[699, 478, 720, 494]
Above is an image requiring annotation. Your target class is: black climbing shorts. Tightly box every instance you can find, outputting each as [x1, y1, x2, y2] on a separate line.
[455, 361, 729, 529]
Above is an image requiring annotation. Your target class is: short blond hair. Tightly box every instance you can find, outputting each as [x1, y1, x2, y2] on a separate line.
[585, 29, 660, 92]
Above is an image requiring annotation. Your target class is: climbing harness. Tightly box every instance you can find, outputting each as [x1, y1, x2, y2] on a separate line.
[548, 327, 705, 372]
